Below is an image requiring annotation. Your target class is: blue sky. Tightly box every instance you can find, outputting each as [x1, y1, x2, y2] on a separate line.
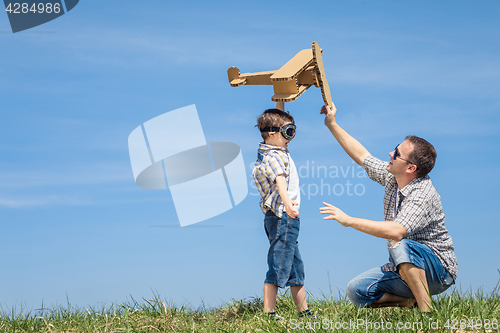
[1, 0, 499, 311]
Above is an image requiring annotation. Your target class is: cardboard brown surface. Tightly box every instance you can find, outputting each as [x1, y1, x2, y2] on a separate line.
[239, 70, 275, 85]
[270, 49, 314, 81]
[227, 67, 246, 87]
[227, 42, 332, 106]
[273, 80, 298, 95]
[272, 84, 310, 102]
[312, 41, 333, 107]
[296, 66, 316, 86]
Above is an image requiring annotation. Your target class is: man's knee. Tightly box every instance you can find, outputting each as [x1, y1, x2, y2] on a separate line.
[346, 275, 379, 308]
[346, 278, 364, 307]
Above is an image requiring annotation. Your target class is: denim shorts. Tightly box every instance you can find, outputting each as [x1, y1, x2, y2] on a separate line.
[347, 238, 454, 307]
[264, 211, 305, 288]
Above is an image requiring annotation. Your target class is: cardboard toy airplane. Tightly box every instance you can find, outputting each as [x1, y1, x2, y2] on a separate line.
[227, 41, 332, 107]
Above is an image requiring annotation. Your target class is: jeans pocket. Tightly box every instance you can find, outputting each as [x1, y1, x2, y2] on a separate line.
[440, 270, 454, 286]
[264, 217, 281, 242]
[432, 270, 454, 294]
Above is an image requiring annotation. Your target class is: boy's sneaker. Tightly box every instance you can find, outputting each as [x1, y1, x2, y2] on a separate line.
[299, 309, 317, 319]
[267, 312, 284, 323]
[274, 314, 285, 323]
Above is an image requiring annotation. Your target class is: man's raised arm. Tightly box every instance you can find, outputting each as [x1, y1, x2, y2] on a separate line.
[320, 104, 371, 166]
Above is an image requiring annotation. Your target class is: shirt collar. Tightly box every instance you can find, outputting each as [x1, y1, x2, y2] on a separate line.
[398, 175, 429, 197]
[258, 142, 288, 152]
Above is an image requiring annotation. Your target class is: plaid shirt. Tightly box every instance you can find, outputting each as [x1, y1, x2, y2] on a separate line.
[364, 155, 458, 281]
[252, 143, 290, 218]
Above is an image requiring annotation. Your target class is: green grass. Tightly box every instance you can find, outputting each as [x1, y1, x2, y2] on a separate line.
[1, 288, 499, 332]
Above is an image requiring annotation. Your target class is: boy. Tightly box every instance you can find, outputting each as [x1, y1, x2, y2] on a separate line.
[252, 103, 312, 320]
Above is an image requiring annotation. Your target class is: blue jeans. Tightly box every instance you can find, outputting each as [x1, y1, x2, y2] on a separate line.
[347, 238, 454, 307]
[264, 211, 305, 288]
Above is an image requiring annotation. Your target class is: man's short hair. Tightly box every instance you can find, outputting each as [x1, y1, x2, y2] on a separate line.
[256, 109, 294, 140]
[406, 135, 437, 178]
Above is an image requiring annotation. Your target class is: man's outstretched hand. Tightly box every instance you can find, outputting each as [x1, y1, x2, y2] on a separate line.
[319, 202, 351, 227]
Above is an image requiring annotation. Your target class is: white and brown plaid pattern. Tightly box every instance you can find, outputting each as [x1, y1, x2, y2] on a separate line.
[364, 155, 458, 281]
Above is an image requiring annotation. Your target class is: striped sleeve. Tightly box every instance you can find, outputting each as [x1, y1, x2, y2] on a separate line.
[265, 151, 288, 183]
[252, 164, 269, 198]
[363, 155, 389, 186]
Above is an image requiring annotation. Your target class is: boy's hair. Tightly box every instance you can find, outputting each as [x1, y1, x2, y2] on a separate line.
[256, 109, 294, 140]
[406, 135, 437, 178]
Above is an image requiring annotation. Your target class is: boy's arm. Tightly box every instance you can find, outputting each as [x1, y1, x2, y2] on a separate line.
[320, 103, 371, 166]
[276, 175, 299, 218]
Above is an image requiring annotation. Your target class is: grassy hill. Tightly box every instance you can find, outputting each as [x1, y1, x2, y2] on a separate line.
[1, 287, 499, 332]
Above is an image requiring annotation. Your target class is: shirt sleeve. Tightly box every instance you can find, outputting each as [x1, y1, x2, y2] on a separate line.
[252, 165, 268, 198]
[265, 151, 288, 183]
[363, 155, 389, 186]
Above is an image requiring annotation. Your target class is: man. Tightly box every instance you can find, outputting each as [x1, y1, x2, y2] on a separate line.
[319, 104, 458, 312]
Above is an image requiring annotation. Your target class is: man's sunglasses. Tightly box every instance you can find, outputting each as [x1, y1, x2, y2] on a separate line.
[260, 123, 296, 140]
[393, 144, 415, 165]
